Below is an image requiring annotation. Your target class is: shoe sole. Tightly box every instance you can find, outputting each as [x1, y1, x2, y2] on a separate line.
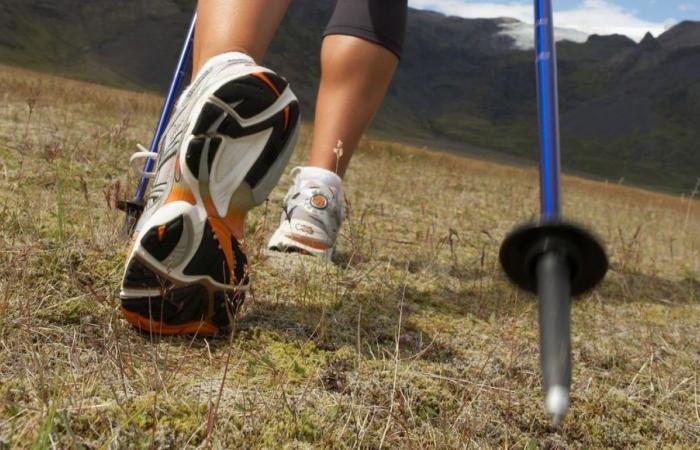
[268, 222, 335, 260]
[121, 70, 300, 336]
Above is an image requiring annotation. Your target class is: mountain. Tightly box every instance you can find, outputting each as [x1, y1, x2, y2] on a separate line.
[1, 0, 699, 193]
[658, 20, 700, 51]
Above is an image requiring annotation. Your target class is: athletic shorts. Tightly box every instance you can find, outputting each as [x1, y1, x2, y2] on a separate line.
[323, 0, 408, 59]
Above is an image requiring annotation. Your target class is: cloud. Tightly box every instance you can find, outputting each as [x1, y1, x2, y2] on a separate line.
[501, 21, 589, 49]
[408, 0, 677, 41]
[409, 0, 533, 22]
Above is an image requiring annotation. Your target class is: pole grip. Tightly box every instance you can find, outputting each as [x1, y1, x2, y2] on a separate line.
[536, 251, 572, 422]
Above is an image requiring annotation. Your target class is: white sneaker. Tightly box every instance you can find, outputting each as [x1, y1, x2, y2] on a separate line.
[120, 53, 300, 335]
[267, 168, 345, 260]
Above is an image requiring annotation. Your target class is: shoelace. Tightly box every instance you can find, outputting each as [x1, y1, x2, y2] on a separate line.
[129, 145, 169, 204]
[129, 144, 157, 179]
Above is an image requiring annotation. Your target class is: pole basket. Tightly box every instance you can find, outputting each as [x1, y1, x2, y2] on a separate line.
[499, 221, 608, 297]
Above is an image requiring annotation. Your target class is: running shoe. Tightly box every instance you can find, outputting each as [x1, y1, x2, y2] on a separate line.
[267, 168, 345, 260]
[120, 53, 300, 336]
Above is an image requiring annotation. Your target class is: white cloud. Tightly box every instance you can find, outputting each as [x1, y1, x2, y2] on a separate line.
[409, 0, 533, 22]
[408, 0, 678, 41]
[501, 21, 589, 49]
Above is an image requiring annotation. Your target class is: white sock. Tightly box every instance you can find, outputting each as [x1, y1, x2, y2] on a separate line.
[297, 166, 343, 192]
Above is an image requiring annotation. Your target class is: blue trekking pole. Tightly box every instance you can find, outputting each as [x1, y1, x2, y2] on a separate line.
[499, 0, 608, 425]
[118, 13, 197, 235]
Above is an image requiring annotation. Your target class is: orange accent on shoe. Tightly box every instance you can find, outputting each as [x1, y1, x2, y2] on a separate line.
[202, 195, 245, 240]
[174, 157, 182, 181]
[253, 72, 281, 96]
[285, 234, 330, 251]
[203, 196, 218, 217]
[252, 73, 290, 129]
[208, 216, 236, 283]
[121, 307, 219, 336]
[157, 225, 166, 241]
[224, 207, 246, 241]
[310, 194, 328, 209]
[202, 191, 245, 283]
[165, 185, 196, 205]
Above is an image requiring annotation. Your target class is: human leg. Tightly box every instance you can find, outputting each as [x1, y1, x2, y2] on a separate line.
[121, 1, 300, 335]
[308, 35, 399, 177]
[268, 0, 407, 258]
[193, 0, 291, 73]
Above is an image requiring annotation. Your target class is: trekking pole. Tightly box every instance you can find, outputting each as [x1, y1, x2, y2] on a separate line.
[118, 12, 197, 235]
[498, 0, 608, 425]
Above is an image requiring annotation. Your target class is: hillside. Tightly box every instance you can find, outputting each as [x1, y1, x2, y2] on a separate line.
[2, 0, 700, 193]
[1, 66, 699, 448]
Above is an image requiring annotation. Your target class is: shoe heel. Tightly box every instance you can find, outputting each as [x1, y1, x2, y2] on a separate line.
[120, 281, 241, 336]
[187, 73, 301, 210]
[132, 201, 197, 269]
[121, 212, 247, 335]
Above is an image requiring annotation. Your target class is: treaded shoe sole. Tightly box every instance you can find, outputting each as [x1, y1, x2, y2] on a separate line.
[121, 70, 300, 336]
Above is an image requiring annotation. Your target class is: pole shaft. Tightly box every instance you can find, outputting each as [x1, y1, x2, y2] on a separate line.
[134, 13, 197, 201]
[536, 251, 572, 420]
[535, 0, 561, 222]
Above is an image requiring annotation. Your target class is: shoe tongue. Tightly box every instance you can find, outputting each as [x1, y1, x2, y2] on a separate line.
[298, 179, 337, 198]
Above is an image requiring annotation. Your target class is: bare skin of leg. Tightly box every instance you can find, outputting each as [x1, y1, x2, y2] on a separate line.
[192, 0, 291, 76]
[308, 36, 399, 177]
[193, 2, 398, 178]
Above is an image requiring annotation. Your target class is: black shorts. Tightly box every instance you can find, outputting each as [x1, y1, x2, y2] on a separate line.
[324, 0, 408, 59]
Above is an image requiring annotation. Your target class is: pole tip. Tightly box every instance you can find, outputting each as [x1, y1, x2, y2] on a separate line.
[545, 385, 570, 426]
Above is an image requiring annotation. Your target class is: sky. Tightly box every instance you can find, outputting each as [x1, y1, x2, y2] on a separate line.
[407, 0, 700, 41]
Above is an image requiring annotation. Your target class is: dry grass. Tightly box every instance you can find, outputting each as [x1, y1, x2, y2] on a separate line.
[0, 65, 699, 449]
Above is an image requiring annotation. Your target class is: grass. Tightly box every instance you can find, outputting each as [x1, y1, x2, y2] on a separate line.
[0, 65, 699, 448]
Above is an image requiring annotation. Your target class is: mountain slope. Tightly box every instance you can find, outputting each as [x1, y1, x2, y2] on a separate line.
[1, 0, 699, 193]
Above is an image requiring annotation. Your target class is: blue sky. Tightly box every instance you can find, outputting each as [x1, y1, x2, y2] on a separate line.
[537, 1, 699, 21]
[408, 0, 700, 40]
